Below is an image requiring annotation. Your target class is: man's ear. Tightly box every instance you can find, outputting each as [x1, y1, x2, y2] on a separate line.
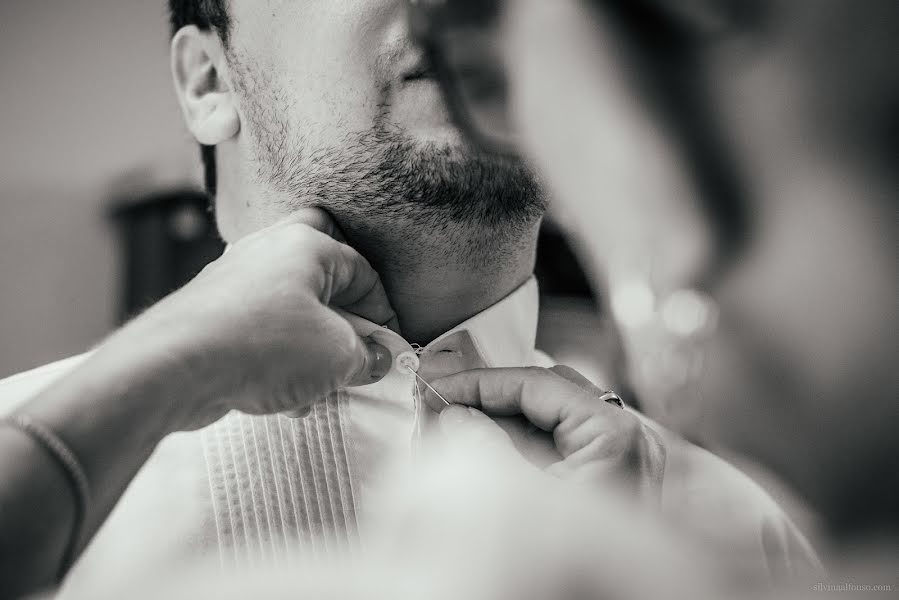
[171, 26, 240, 146]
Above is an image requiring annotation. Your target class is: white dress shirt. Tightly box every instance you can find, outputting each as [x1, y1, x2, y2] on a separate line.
[0, 277, 820, 596]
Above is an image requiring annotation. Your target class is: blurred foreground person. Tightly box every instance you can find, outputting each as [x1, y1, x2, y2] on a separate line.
[500, 0, 898, 539]
[415, 0, 897, 595]
[107, 434, 750, 600]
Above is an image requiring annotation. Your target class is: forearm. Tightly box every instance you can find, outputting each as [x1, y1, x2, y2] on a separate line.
[0, 335, 199, 595]
[0, 213, 389, 596]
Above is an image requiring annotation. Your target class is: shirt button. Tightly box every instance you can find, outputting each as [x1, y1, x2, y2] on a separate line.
[395, 351, 421, 375]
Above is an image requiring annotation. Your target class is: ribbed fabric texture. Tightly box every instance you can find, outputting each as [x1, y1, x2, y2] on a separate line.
[200, 390, 359, 569]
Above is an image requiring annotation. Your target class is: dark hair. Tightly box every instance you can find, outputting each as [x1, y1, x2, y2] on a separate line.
[168, 0, 231, 195]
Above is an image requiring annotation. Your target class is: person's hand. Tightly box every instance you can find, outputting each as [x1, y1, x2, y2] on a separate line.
[98, 207, 397, 431]
[428, 365, 666, 504]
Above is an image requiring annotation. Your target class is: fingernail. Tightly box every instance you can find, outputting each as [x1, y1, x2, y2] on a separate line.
[439, 405, 470, 427]
[365, 340, 392, 380]
[348, 339, 392, 386]
[284, 407, 313, 419]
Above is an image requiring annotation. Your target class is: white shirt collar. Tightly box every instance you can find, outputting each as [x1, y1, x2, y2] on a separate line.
[229, 237, 540, 369]
[342, 276, 540, 370]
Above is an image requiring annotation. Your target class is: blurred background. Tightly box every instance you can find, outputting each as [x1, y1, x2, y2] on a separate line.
[0, 1, 198, 377]
[0, 0, 612, 382]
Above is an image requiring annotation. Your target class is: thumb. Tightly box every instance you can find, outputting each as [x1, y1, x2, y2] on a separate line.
[284, 337, 391, 419]
[274, 206, 347, 241]
[439, 406, 514, 449]
[346, 337, 393, 387]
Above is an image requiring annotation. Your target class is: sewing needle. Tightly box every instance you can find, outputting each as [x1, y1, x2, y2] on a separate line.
[409, 369, 451, 407]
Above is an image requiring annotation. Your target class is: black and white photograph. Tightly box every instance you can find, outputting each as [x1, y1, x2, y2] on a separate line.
[0, 1, 896, 598]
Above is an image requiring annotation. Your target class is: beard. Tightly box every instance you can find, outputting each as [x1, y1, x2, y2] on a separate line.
[232, 59, 546, 240]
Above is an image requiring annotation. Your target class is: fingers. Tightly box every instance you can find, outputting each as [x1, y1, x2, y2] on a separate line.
[328, 243, 400, 331]
[274, 209, 399, 332]
[271, 207, 347, 242]
[291, 209, 399, 331]
[285, 336, 392, 418]
[550, 365, 625, 408]
[428, 367, 589, 433]
[430, 367, 635, 460]
[432, 366, 664, 499]
[236, 208, 399, 330]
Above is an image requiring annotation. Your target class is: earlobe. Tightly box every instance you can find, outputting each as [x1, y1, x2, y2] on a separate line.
[193, 100, 240, 145]
[171, 25, 241, 146]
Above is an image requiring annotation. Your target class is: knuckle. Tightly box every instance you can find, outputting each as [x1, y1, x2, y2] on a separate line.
[558, 413, 611, 457]
[283, 227, 340, 268]
[583, 413, 615, 440]
[587, 412, 637, 455]
[279, 222, 318, 248]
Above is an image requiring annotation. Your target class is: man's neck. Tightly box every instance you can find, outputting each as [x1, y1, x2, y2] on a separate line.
[339, 218, 542, 344]
[215, 179, 543, 344]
